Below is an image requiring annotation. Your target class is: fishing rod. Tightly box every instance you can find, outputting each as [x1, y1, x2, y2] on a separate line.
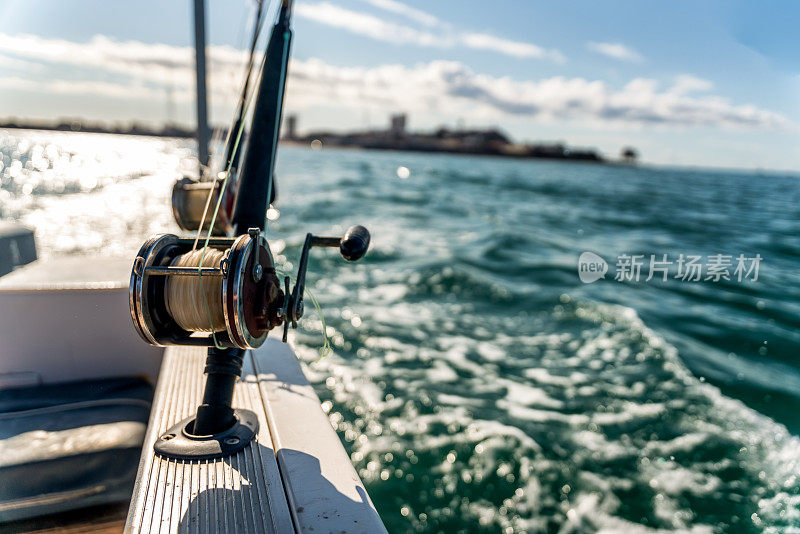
[231, 0, 291, 231]
[129, 0, 371, 460]
[171, 0, 266, 235]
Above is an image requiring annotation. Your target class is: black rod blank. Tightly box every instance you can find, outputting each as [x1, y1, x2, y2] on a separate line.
[232, 0, 293, 234]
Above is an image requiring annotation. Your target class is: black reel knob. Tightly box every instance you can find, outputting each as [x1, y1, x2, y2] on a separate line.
[339, 225, 371, 262]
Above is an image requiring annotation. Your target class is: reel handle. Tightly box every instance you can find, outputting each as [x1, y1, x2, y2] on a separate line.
[281, 225, 370, 339]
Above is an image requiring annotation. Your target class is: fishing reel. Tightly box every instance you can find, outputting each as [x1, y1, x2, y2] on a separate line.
[130, 228, 282, 349]
[171, 176, 234, 235]
[129, 225, 371, 351]
[130, 225, 369, 459]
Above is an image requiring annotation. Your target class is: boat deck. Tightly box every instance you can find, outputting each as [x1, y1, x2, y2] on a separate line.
[127, 342, 385, 533]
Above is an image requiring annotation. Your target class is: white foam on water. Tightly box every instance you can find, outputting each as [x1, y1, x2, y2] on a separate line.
[303, 296, 800, 532]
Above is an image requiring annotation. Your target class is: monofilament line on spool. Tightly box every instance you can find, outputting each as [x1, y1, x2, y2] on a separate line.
[165, 248, 226, 332]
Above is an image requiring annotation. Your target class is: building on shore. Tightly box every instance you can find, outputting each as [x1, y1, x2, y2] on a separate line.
[284, 114, 298, 140]
[389, 113, 406, 138]
[621, 146, 638, 164]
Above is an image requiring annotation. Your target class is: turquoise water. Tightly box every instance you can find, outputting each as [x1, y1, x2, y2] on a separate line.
[2, 130, 800, 533]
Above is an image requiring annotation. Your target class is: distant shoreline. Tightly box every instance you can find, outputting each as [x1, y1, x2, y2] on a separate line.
[286, 123, 618, 164]
[282, 138, 610, 164]
[0, 120, 195, 139]
[281, 138, 619, 166]
[3, 124, 798, 175]
[0, 120, 630, 166]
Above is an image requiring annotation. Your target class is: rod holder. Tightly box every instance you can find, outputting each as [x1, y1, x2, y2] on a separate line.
[153, 347, 258, 460]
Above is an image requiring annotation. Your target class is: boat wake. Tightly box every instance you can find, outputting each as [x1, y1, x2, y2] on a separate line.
[299, 295, 800, 533]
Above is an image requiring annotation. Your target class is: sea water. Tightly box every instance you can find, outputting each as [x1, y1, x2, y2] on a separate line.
[2, 129, 799, 533]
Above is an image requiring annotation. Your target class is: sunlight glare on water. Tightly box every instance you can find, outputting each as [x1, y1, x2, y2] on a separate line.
[0, 130, 192, 257]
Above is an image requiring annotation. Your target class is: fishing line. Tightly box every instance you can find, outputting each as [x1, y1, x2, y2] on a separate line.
[222, 0, 266, 173]
[192, 0, 267, 251]
[166, 248, 226, 332]
[196, 69, 259, 344]
[190, 1, 290, 349]
[193, 3, 279, 348]
[276, 269, 332, 359]
[196, 102, 253, 348]
[307, 288, 332, 360]
[199, 12, 273, 244]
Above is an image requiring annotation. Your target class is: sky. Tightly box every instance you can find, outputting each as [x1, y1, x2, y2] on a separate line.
[0, 0, 798, 170]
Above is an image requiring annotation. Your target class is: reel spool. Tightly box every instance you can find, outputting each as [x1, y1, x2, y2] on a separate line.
[129, 228, 283, 350]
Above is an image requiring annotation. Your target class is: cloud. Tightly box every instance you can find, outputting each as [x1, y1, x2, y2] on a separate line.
[0, 76, 162, 100]
[587, 42, 643, 62]
[0, 33, 247, 102]
[360, 0, 440, 27]
[294, 2, 441, 46]
[0, 32, 790, 131]
[670, 74, 713, 95]
[0, 55, 43, 71]
[286, 58, 791, 130]
[460, 33, 565, 62]
[295, 1, 564, 61]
